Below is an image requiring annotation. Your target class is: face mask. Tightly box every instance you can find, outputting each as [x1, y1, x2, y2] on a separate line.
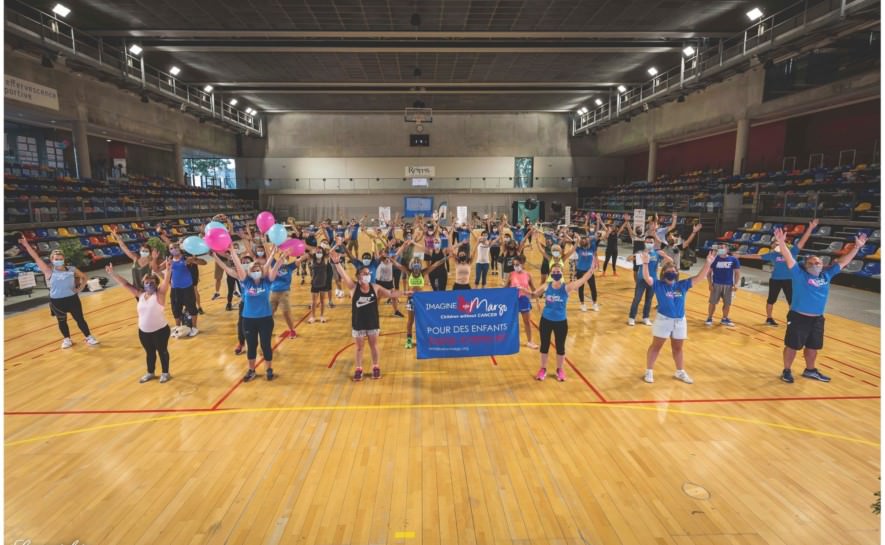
[140, 250, 151, 258]
[316, 252, 323, 259]
[362, 258, 371, 266]
[551, 272, 563, 282]
[663, 271, 678, 282]
[170, 249, 181, 256]
[644, 243, 654, 250]
[250, 271, 262, 281]
[552, 251, 561, 258]
[514, 265, 523, 272]
[807, 264, 823, 276]
[458, 255, 467, 262]
[504, 237, 511, 242]
[717, 248, 727, 256]
[256, 250, 265, 257]
[360, 275, 371, 284]
[52, 259, 64, 267]
[411, 264, 421, 272]
[492, 229, 498, 233]
[143, 282, 157, 293]
[434, 243, 441, 250]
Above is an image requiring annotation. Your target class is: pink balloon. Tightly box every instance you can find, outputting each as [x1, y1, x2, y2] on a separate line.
[279, 237, 306, 256]
[256, 211, 276, 234]
[204, 227, 232, 253]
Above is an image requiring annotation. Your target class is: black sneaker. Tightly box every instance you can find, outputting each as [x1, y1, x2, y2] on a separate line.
[765, 318, 778, 326]
[226, 303, 233, 311]
[802, 368, 831, 382]
[243, 369, 257, 382]
[211, 293, 221, 301]
[781, 369, 794, 383]
[198, 307, 205, 315]
[372, 367, 381, 379]
[353, 368, 363, 381]
[266, 368, 274, 381]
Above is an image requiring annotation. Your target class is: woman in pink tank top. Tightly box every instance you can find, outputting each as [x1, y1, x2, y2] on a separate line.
[505, 255, 539, 349]
[106, 258, 173, 384]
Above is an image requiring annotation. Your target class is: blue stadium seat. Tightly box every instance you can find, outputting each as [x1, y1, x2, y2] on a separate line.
[857, 262, 881, 277]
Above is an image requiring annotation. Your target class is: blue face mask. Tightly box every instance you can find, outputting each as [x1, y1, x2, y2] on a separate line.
[663, 271, 678, 282]
[51, 259, 65, 267]
[550, 272, 563, 282]
[143, 282, 157, 293]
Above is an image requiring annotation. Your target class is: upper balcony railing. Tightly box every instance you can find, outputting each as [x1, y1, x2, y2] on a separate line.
[4, 1, 262, 136]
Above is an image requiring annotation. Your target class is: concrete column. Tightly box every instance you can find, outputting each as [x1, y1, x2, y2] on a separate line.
[72, 120, 92, 179]
[173, 140, 185, 185]
[647, 140, 657, 182]
[733, 116, 750, 175]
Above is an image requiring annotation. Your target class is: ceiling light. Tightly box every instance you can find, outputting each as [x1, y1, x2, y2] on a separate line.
[647, 67, 658, 76]
[203, 85, 213, 93]
[52, 3, 71, 17]
[128, 44, 143, 56]
[617, 85, 627, 93]
[594, 99, 603, 106]
[577, 107, 587, 115]
[245, 108, 254, 114]
[229, 98, 238, 106]
[106, 139, 112, 142]
[683, 46, 696, 57]
[169, 66, 181, 76]
[746, 7, 763, 21]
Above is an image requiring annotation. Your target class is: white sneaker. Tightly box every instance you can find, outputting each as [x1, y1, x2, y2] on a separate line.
[642, 318, 653, 326]
[61, 338, 73, 349]
[526, 341, 539, 349]
[592, 303, 600, 312]
[159, 373, 171, 383]
[627, 318, 635, 326]
[643, 370, 654, 383]
[580, 304, 588, 312]
[187, 327, 199, 337]
[170, 326, 180, 338]
[139, 373, 155, 383]
[85, 335, 99, 345]
[675, 370, 694, 384]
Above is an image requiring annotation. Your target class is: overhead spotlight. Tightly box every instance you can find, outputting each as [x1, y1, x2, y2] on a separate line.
[683, 45, 696, 57]
[128, 44, 143, 56]
[41, 53, 54, 68]
[169, 66, 181, 76]
[140, 92, 149, 103]
[617, 85, 627, 93]
[677, 95, 686, 103]
[746, 7, 763, 21]
[413, 67, 422, 77]
[647, 67, 658, 76]
[203, 85, 214, 93]
[410, 13, 421, 26]
[577, 107, 588, 115]
[594, 99, 603, 106]
[106, 139, 111, 142]
[52, 3, 71, 17]
[229, 98, 238, 106]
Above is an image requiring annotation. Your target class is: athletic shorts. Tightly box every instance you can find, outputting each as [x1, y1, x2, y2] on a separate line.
[709, 283, 734, 305]
[270, 290, 291, 313]
[352, 329, 381, 338]
[376, 280, 394, 291]
[768, 278, 793, 305]
[652, 315, 688, 340]
[170, 287, 197, 319]
[214, 263, 225, 281]
[310, 285, 329, 294]
[784, 311, 825, 350]
[518, 295, 532, 313]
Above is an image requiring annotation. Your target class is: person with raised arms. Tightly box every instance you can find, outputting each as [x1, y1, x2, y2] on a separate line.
[506, 254, 539, 349]
[391, 242, 448, 349]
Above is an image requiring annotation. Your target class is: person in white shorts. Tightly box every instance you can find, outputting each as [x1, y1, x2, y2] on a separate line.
[640, 248, 716, 384]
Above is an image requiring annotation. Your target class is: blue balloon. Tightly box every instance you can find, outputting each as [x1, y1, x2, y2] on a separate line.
[266, 223, 288, 246]
[205, 221, 227, 232]
[182, 235, 210, 256]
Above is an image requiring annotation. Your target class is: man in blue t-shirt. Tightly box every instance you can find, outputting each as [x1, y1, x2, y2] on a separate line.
[639, 248, 716, 384]
[705, 245, 741, 327]
[574, 235, 599, 312]
[744, 219, 816, 326]
[628, 234, 671, 326]
[772, 227, 867, 383]
[269, 251, 303, 339]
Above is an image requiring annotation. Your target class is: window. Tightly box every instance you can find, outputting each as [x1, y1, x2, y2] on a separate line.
[514, 157, 533, 188]
[16, 136, 38, 165]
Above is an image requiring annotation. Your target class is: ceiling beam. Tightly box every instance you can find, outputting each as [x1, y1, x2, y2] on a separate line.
[87, 30, 735, 39]
[198, 82, 640, 89]
[146, 45, 676, 54]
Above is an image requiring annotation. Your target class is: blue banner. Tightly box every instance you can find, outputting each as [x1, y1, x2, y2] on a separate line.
[413, 288, 520, 360]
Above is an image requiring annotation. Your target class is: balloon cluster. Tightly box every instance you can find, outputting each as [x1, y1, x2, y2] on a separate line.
[180, 211, 306, 257]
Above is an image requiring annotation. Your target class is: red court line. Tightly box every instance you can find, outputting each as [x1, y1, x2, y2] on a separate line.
[824, 356, 881, 379]
[861, 380, 879, 388]
[603, 394, 880, 405]
[526, 318, 608, 402]
[838, 370, 856, 378]
[5, 315, 137, 362]
[490, 356, 499, 366]
[209, 309, 312, 411]
[4, 293, 135, 342]
[326, 331, 404, 369]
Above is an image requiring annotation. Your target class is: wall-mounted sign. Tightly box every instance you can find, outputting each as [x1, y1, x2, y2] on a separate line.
[5, 76, 59, 110]
[406, 166, 435, 177]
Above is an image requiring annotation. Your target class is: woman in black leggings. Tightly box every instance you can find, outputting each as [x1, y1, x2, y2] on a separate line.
[214, 249, 288, 382]
[602, 215, 628, 275]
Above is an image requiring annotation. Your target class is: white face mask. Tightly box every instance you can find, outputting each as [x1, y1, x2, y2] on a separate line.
[316, 252, 323, 259]
[360, 275, 371, 284]
[250, 271, 262, 281]
[514, 265, 523, 272]
[552, 251, 561, 258]
[140, 250, 150, 258]
[256, 250, 265, 257]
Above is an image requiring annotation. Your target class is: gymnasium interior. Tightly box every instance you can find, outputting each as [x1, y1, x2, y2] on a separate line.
[2, 1, 882, 544]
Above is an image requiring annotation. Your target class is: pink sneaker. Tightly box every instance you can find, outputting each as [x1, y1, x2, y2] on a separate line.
[535, 368, 547, 381]
[353, 367, 363, 381]
[556, 368, 566, 382]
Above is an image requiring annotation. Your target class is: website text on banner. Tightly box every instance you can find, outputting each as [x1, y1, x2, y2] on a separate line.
[413, 288, 520, 360]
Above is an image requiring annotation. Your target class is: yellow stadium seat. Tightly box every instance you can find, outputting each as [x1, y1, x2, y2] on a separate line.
[869, 248, 880, 261]
[855, 202, 872, 212]
[757, 247, 770, 255]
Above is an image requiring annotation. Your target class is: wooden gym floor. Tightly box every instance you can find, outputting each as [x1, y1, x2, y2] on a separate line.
[4, 238, 881, 545]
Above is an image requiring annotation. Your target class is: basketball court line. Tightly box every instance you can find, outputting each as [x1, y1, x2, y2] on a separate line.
[4, 293, 136, 342]
[4, 315, 137, 361]
[5, 400, 879, 448]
